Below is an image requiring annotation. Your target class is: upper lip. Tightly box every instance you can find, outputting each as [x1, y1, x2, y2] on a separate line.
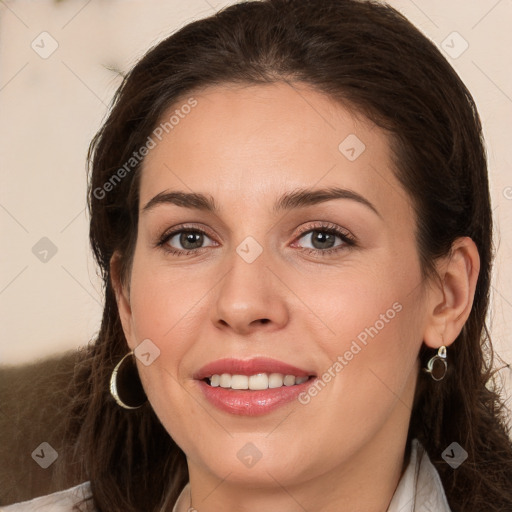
[194, 357, 316, 380]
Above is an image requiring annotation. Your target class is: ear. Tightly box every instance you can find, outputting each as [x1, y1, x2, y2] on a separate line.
[110, 252, 137, 349]
[423, 237, 480, 349]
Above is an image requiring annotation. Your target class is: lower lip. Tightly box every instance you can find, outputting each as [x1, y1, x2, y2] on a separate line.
[196, 378, 316, 416]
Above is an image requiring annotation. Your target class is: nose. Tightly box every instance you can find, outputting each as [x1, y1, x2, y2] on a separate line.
[212, 248, 289, 336]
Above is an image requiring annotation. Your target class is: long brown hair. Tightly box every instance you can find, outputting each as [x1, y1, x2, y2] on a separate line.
[64, 1, 512, 510]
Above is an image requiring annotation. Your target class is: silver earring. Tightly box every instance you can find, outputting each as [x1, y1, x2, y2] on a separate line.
[424, 345, 447, 381]
[110, 351, 147, 409]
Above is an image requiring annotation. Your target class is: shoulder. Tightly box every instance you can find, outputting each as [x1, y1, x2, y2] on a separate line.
[1, 482, 94, 512]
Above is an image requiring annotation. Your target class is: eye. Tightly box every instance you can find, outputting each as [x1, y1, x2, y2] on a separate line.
[157, 226, 217, 255]
[292, 223, 356, 256]
[156, 222, 355, 257]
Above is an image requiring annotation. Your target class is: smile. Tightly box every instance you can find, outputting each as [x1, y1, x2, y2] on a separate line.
[194, 358, 317, 416]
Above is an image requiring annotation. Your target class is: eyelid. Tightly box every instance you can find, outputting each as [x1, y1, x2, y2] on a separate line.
[290, 221, 356, 253]
[293, 221, 353, 239]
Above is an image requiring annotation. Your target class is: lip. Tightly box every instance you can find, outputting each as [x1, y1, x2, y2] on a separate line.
[194, 357, 317, 416]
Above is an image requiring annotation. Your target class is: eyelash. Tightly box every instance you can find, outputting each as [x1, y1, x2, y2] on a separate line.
[156, 222, 356, 257]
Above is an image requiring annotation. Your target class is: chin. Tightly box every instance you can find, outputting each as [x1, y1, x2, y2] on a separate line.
[184, 435, 320, 488]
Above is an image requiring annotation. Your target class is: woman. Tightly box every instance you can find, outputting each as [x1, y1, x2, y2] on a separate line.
[6, 0, 512, 510]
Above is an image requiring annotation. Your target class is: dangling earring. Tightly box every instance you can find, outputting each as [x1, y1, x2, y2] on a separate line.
[423, 345, 447, 381]
[110, 351, 147, 409]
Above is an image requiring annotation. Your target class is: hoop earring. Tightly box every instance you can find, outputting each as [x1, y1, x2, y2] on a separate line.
[110, 351, 147, 409]
[423, 345, 447, 381]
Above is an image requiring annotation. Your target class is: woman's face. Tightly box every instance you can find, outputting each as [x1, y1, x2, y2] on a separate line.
[117, 82, 431, 492]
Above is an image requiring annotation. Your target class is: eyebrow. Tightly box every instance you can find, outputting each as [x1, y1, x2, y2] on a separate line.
[142, 187, 381, 218]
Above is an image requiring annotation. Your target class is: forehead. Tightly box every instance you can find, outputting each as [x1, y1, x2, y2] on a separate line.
[139, 82, 411, 222]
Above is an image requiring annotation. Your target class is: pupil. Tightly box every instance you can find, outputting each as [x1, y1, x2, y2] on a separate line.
[180, 231, 203, 249]
[312, 231, 334, 249]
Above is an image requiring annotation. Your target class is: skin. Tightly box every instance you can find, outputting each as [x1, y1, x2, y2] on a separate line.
[112, 82, 480, 512]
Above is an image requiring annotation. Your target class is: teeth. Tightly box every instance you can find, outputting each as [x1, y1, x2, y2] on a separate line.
[283, 375, 296, 386]
[208, 372, 310, 390]
[268, 373, 284, 388]
[249, 373, 268, 390]
[231, 375, 248, 390]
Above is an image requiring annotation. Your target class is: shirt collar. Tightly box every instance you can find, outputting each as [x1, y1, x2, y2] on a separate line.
[387, 438, 452, 512]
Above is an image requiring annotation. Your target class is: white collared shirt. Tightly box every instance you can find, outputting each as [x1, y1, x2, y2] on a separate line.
[1, 439, 451, 512]
[387, 439, 452, 512]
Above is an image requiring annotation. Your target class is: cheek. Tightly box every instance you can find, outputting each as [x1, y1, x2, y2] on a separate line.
[289, 277, 423, 463]
[297, 256, 421, 348]
[127, 248, 204, 346]
[122, 249, 191, 407]
[127, 258, 201, 440]
[298, 251, 424, 400]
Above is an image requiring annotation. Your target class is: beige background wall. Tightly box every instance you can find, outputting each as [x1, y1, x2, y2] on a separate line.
[1, 0, 511, 407]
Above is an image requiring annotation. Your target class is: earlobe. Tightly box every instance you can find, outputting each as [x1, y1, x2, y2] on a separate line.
[110, 252, 135, 347]
[423, 237, 480, 349]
